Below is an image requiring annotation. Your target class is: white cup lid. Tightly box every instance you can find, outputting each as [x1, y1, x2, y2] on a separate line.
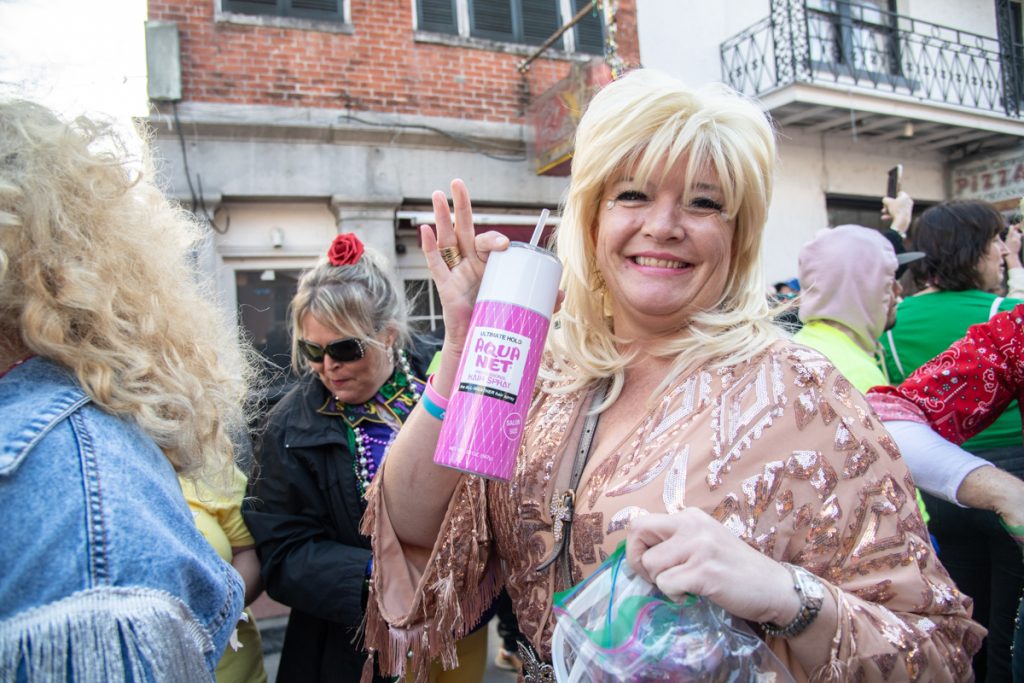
[477, 242, 562, 317]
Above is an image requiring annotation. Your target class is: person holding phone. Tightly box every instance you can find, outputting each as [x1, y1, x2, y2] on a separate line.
[886, 165, 903, 204]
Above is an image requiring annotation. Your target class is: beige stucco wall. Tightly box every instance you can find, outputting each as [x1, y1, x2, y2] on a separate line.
[764, 128, 946, 282]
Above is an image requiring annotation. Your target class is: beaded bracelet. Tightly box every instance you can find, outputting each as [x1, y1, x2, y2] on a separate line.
[421, 374, 450, 421]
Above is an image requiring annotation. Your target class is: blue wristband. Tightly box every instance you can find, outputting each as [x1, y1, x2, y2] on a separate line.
[421, 392, 446, 421]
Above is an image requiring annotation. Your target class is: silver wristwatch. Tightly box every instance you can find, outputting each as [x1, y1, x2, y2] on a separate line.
[761, 563, 825, 638]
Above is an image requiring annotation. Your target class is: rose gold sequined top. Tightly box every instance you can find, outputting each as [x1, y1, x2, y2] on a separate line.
[362, 341, 983, 682]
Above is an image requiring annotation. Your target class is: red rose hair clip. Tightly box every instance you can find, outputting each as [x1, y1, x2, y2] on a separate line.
[327, 233, 365, 266]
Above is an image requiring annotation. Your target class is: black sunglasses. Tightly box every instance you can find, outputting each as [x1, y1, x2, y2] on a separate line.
[297, 337, 366, 364]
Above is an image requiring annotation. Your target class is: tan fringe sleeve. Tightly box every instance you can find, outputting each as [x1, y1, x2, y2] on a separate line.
[360, 471, 501, 683]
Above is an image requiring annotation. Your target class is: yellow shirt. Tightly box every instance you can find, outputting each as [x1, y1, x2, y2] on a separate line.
[180, 469, 267, 683]
[793, 322, 929, 524]
[793, 321, 888, 392]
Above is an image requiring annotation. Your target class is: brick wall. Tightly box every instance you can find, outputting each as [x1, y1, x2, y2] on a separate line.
[148, 0, 639, 123]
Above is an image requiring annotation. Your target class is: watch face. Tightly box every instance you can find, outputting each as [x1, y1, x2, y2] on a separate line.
[797, 568, 826, 603]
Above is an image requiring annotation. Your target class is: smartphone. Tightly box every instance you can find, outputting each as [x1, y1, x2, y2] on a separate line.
[886, 164, 903, 198]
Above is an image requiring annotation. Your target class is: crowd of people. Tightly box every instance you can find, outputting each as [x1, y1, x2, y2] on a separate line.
[3, 66, 1024, 683]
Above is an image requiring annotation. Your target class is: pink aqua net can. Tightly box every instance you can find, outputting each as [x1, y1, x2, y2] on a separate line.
[433, 242, 562, 481]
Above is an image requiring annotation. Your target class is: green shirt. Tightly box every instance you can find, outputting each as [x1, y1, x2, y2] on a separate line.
[880, 290, 1022, 451]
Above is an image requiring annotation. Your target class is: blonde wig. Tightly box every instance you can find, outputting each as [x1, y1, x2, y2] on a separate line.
[548, 69, 780, 405]
[0, 100, 257, 477]
[288, 246, 410, 376]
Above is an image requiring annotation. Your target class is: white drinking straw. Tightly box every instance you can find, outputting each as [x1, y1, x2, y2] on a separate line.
[530, 208, 550, 247]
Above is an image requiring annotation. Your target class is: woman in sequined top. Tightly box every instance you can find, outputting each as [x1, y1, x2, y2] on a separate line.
[363, 69, 983, 682]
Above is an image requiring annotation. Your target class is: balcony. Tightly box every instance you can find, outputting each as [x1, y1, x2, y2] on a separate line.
[721, 0, 1024, 156]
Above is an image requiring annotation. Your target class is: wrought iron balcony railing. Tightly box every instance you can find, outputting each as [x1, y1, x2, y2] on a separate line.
[721, 0, 1023, 118]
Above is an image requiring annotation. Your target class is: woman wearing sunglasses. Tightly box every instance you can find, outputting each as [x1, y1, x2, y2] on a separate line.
[243, 234, 482, 682]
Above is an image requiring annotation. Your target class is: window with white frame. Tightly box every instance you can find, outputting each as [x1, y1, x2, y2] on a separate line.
[405, 278, 444, 333]
[417, 0, 604, 55]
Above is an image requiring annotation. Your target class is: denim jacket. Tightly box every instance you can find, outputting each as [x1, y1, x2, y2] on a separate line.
[0, 357, 244, 681]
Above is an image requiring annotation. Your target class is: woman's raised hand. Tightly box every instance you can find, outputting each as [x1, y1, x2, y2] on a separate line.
[420, 179, 509, 353]
[881, 191, 914, 237]
[625, 508, 799, 626]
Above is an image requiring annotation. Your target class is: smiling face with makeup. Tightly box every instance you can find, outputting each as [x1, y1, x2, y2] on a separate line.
[595, 158, 734, 339]
[550, 73, 776, 397]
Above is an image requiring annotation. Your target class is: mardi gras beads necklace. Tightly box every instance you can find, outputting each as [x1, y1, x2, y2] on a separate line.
[341, 349, 422, 498]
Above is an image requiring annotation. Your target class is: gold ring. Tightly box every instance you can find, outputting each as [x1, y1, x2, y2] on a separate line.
[439, 246, 463, 269]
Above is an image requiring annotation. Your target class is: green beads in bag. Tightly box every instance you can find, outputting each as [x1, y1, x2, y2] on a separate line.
[551, 543, 794, 682]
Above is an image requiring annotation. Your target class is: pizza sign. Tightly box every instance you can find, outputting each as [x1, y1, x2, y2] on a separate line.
[951, 148, 1024, 205]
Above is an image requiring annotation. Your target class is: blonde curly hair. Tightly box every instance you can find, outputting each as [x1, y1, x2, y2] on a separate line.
[547, 69, 781, 406]
[0, 100, 256, 477]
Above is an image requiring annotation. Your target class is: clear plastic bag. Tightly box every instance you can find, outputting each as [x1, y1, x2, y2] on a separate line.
[551, 543, 795, 683]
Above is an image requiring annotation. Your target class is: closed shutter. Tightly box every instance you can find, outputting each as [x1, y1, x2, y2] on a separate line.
[520, 0, 560, 46]
[418, 0, 458, 34]
[289, 0, 343, 20]
[574, 0, 604, 54]
[223, 0, 342, 20]
[223, 0, 278, 17]
[471, 0, 515, 42]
